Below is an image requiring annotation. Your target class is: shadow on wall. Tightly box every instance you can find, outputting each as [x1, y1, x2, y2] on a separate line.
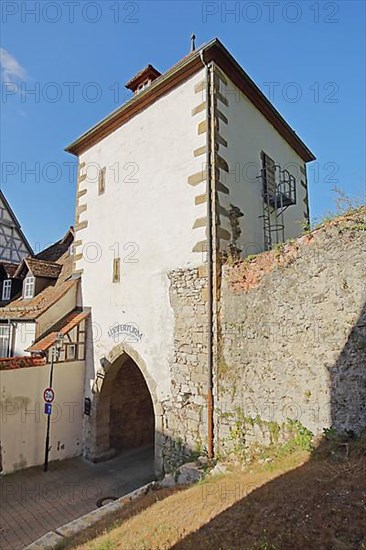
[170, 302, 366, 549]
[329, 302, 366, 434]
[82, 325, 156, 462]
[109, 357, 155, 452]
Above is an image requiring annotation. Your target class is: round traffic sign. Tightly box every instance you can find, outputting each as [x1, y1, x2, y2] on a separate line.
[43, 387, 55, 403]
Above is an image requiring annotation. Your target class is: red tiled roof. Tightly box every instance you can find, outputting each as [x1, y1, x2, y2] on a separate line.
[0, 356, 46, 370]
[36, 227, 74, 262]
[0, 244, 76, 320]
[0, 278, 77, 320]
[17, 257, 62, 279]
[27, 310, 90, 352]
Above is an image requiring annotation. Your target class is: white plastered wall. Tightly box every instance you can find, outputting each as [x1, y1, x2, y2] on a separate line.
[0, 362, 84, 474]
[217, 72, 309, 256]
[74, 69, 207, 403]
[12, 321, 36, 356]
[37, 284, 78, 338]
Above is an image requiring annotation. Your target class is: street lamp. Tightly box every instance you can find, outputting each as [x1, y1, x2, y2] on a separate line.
[44, 332, 64, 472]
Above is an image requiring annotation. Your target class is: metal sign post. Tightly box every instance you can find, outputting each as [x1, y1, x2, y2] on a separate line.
[43, 333, 64, 473]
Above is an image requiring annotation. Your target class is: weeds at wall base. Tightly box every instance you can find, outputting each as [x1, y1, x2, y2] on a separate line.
[217, 411, 314, 464]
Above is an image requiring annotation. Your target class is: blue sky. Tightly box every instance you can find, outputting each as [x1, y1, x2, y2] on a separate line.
[1, 0, 365, 248]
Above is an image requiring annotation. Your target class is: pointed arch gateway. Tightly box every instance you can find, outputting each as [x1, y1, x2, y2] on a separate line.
[86, 343, 163, 475]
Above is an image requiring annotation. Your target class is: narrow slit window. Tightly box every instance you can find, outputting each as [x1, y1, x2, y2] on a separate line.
[113, 258, 121, 283]
[98, 167, 106, 195]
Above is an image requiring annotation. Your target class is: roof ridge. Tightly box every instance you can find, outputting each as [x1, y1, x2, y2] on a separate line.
[65, 38, 314, 162]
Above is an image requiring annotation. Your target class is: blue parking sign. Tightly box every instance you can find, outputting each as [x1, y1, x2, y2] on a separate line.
[44, 403, 52, 415]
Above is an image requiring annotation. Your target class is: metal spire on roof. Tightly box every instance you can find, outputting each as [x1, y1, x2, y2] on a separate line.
[191, 33, 196, 52]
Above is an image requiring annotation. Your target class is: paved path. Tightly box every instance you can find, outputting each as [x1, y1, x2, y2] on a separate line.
[0, 446, 155, 549]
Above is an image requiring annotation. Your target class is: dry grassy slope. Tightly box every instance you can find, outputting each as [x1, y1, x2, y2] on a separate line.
[71, 439, 366, 550]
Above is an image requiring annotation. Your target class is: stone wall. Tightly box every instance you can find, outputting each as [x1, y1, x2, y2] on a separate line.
[167, 209, 366, 464]
[163, 267, 209, 471]
[217, 211, 366, 457]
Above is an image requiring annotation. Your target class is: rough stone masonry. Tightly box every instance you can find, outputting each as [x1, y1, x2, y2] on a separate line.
[166, 208, 366, 464]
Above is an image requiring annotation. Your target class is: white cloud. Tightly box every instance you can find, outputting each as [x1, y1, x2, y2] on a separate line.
[0, 48, 27, 81]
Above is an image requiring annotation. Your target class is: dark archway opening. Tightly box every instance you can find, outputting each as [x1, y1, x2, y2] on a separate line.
[109, 357, 155, 453]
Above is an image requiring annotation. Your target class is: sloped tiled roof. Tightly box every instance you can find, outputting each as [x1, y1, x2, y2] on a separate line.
[18, 257, 62, 279]
[0, 356, 46, 370]
[36, 227, 74, 262]
[0, 278, 77, 320]
[66, 38, 315, 162]
[0, 241, 76, 320]
[27, 309, 89, 352]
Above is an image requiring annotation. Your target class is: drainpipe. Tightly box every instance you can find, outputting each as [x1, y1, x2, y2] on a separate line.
[200, 51, 214, 459]
[7, 319, 11, 357]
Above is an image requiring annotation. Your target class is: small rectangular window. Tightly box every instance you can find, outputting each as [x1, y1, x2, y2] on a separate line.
[0, 325, 10, 358]
[66, 344, 76, 361]
[98, 167, 106, 195]
[23, 276, 35, 299]
[78, 344, 85, 361]
[113, 258, 121, 283]
[2, 280, 12, 301]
